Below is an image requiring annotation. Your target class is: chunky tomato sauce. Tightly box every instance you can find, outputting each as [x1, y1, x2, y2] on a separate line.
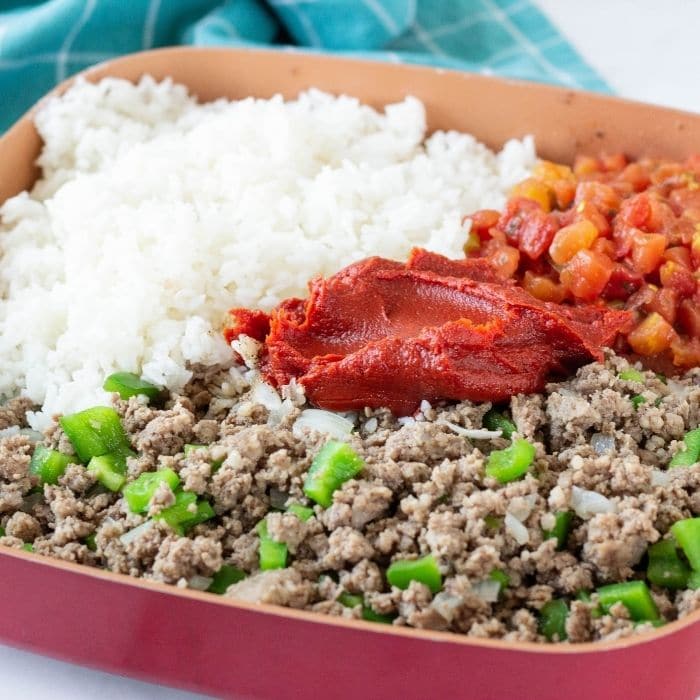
[465, 154, 700, 368]
[225, 249, 630, 415]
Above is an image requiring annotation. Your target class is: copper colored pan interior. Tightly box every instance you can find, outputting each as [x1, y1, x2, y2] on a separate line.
[1, 46, 700, 656]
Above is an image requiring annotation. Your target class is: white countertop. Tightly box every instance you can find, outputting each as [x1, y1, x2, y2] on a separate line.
[2, 2, 698, 698]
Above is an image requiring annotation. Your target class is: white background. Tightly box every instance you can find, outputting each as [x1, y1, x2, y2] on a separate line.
[2, 2, 698, 698]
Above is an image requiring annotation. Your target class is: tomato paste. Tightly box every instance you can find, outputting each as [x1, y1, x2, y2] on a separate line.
[225, 249, 631, 415]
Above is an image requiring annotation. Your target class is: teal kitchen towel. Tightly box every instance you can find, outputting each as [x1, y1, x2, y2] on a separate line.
[0, 0, 609, 132]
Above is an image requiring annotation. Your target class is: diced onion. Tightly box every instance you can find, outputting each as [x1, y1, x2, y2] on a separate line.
[19, 428, 44, 443]
[292, 409, 354, 441]
[267, 398, 294, 427]
[119, 520, 154, 546]
[437, 420, 501, 440]
[667, 379, 690, 397]
[590, 433, 615, 455]
[472, 579, 501, 603]
[364, 417, 378, 435]
[571, 485, 616, 518]
[431, 591, 462, 623]
[0, 426, 19, 438]
[505, 512, 530, 545]
[188, 575, 214, 591]
[650, 469, 672, 488]
[250, 378, 282, 410]
[231, 335, 261, 369]
[397, 416, 416, 426]
[507, 494, 538, 522]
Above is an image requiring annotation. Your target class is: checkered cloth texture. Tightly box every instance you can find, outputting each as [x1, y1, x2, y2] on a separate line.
[0, 0, 609, 133]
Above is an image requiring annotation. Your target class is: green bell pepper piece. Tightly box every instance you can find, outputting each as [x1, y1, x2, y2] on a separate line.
[304, 441, 364, 508]
[485, 439, 535, 483]
[256, 519, 288, 570]
[361, 607, 395, 624]
[646, 539, 690, 589]
[597, 580, 660, 622]
[387, 554, 442, 594]
[670, 518, 700, 570]
[59, 406, 132, 463]
[618, 368, 645, 382]
[123, 468, 180, 514]
[688, 570, 700, 590]
[287, 503, 314, 522]
[482, 409, 516, 439]
[543, 511, 573, 550]
[539, 599, 568, 641]
[87, 452, 127, 491]
[155, 491, 215, 535]
[207, 564, 246, 594]
[29, 444, 76, 485]
[338, 592, 364, 608]
[669, 429, 700, 468]
[103, 372, 161, 400]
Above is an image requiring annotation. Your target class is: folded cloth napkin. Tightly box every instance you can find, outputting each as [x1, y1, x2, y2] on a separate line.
[0, 0, 608, 132]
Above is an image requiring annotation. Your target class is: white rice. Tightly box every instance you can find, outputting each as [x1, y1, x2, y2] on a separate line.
[0, 76, 536, 429]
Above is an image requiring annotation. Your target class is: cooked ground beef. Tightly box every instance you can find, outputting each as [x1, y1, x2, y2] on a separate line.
[1, 351, 699, 644]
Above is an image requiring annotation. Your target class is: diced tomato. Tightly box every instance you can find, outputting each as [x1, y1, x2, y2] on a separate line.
[692, 231, 700, 268]
[463, 231, 481, 254]
[575, 181, 621, 216]
[629, 233, 667, 275]
[620, 162, 651, 192]
[572, 200, 611, 236]
[551, 180, 576, 210]
[522, 271, 566, 303]
[647, 287, 678, 325]
[669, 184, 700, 213]
[510, 178, 554, 212]
[573, 155, 600, 176]
[626, 284, 656, 314]
[496, 197, 560, 260]
[677, 298, 700, 337]
[627, 312, 676, 355]
[592, 237, 616, 259]
[601, 153, 627, 172]
[612, 224, 641, 258]
[464, 209, 500, 238]
[519, 213, 559, 261]
[549, 220, 599, 265]
[533, 161, 577, 209]
[671, 337, 700, 366]
[560, 249, 615, 301]
[650, 162, 686, 185]
[647, 198, 677, 234]
[659, 260, 697, 297]
[663, 245, 692, 268]
[602, 264, 643, 301]
[497, 197, 540, 242]
[533, 160, 575, 184]
[486, 244, 520, 279]
[618, 193, 651, 230]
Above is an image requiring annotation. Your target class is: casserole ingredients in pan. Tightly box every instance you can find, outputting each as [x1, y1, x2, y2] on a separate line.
[1, 353, 699, 645]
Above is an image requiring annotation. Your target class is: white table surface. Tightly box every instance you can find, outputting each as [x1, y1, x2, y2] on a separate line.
[2, 2, 699, 698]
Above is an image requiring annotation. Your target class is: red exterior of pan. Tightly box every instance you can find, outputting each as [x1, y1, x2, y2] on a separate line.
[2, 47, 700, 699]
[1, 547, 699, 699]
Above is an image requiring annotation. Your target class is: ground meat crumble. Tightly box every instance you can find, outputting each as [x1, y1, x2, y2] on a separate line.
[1, 351, 699, 644]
